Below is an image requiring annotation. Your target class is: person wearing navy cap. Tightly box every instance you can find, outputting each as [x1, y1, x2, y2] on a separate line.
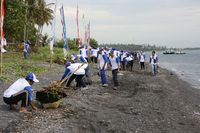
[3, 73, 39, 113]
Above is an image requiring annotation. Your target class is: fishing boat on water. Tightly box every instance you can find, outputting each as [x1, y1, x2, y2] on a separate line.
[175, 50, 186, 54]
[163, 49, 175, 54]
[163, 49, 186, 54]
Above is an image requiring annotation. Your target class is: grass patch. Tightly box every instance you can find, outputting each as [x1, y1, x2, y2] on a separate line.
[0, 46, 77, 82]
[0, 75, 9, 82]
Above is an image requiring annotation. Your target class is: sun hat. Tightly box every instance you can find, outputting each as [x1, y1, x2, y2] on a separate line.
[25, 73, 39, 83]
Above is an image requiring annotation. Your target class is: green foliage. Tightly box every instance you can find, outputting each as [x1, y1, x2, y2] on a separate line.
[100, 44, 166, 51]
[2, 50, 48, 81]
[0, 75, 9, 82]
[89, 38, 98, 49]
[40, 33, 49, 47]
[29, 46, 75, 62]
[48, 90, 60, 102]
[55, 38, 99, 50]
[4, 0, 26, 41]
[55, 38, 78, 50]
[4, 0, 53, 44]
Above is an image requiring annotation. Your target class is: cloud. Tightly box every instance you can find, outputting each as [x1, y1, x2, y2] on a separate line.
[44, 0, 200, 48]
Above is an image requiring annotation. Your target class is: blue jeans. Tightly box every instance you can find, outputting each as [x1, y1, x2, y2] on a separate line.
[100, 69, 107, 84]
[151, 64, 157, 76]
[85, 66, 90, 77]
[23, 52, 28, 59]
[112, 69, 118, 87]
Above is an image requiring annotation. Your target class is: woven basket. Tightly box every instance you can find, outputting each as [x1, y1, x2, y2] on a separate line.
[43, 100, 61, 109]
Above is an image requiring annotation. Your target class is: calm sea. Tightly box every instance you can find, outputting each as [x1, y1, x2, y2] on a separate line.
[150, 50, 200, 89]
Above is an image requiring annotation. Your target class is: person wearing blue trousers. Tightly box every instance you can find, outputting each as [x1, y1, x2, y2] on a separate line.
[98, 48, 108, 87]
[149, 50, 158, 76]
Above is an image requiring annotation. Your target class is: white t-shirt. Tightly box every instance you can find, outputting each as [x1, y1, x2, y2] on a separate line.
[109, 56, 119, 70]
[67, 63, 88, 75]
[91, 49, 98, 57]
[79, 48, 88, 58]
[3, 78, 31, 98]
[125, 56, 133, 61]
[140, 53, 145, 62]
[150, 54, 158, 64]
[98, 53, 108, 70]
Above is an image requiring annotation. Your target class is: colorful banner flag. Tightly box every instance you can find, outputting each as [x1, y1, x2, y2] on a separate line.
[87, 21, 90, 48]
[76, 4, 80, 46]
[0, 0, 4, 75]
[60, 5, 67, 59]
[84, 22, 91, 49]
[1, 0, 5, 51]
[84, 27, 88, 48]
[49, 0, 57, 53]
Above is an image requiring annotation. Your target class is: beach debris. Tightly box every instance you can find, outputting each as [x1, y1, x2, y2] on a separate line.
[193, 111, 200, 116]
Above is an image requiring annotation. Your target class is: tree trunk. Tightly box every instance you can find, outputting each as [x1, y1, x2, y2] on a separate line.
[35, 25, 40, 46]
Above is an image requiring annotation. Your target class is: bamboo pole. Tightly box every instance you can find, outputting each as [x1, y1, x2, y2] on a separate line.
[0, 51, 2, 76]
[0, 0, 3, 76]
[50, 51, 53, 69]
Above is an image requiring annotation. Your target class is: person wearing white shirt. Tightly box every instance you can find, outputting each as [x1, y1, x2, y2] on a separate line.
[61, 62, 88, 89]
[0, 38, 7, 53]
[124, 53, 134, 71]
[23, 40, 30, 59]
[98, 48, 109, 87]
[90, 48, 98, 63]
[139, 51, 146, 70]
[149, 50, 158, 76]
[3, 73, 39, 113]
[120, 50, 126, 71]
[109, 51, 120, 90]
[79, 46, 88, 62]
[70, 53, 76, 63]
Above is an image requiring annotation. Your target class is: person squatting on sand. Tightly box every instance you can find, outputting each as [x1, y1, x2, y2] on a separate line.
[3, 73, 39, 113]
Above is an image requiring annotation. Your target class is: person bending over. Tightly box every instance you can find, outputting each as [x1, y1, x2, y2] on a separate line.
[61, 62, 88, 89]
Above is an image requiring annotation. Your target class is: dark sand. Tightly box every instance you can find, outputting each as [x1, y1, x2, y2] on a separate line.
[1, 63, 200, 133]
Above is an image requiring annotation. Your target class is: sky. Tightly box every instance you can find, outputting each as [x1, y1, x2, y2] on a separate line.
[44, 0, 200, 48]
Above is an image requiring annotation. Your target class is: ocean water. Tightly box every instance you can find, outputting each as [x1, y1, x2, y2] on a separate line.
[152, 50, 200, 89]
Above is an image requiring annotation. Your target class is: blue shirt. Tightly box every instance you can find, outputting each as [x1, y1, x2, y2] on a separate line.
[24, 86, 33, 101]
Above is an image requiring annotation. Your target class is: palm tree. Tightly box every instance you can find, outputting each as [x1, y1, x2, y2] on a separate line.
[24, 0, 53, 45]
[34, 0, 53, 45]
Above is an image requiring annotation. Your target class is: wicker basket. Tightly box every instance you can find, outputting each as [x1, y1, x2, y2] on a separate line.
[43, 100, 61, 109]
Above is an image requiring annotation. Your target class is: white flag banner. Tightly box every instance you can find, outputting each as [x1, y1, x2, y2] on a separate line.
[49, 0, 57, 53]
[60, 5, 68, 60]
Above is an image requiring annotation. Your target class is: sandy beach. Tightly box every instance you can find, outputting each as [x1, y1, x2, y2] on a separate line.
[1, 62, 200, 133]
